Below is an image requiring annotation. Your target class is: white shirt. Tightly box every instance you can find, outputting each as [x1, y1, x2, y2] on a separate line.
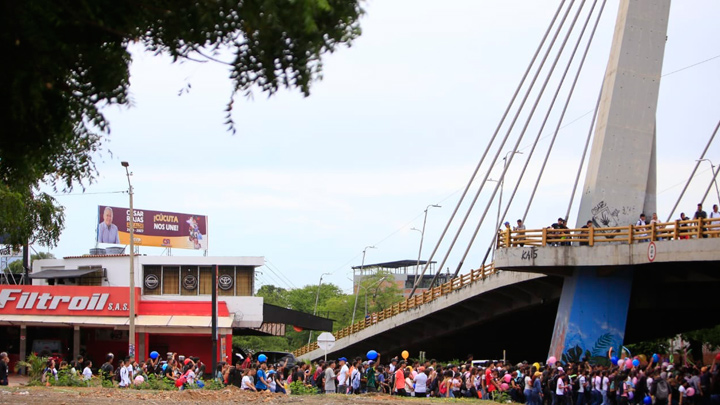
[186, 369, 196, 385]
[242, 375, 254, 390]
[119, 366, 130, 387]
[556, 378, 566, 396]
[710, 210, 720, 220]
[525, 376, 532, 391]
[414, 373, 428, 393]
[602, 376, 609, 391]
[594, 376, 602, 391]
[82, 366, 92, 381]
[579, 375, 586, 393]
[338, 364, 349, 385]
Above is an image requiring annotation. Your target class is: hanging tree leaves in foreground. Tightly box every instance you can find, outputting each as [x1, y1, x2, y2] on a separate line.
[0, 0, 364, 247]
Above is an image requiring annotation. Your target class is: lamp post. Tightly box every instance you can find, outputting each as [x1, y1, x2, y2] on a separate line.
[697, 159, 720, 204]
[351, 245, 375, 326]
[362, 276, 388, 318]
[307, 272, 332, 345]
[498, 151, 523, 235]
[121, 161, 136, 359]
[412, 204, 441, 286]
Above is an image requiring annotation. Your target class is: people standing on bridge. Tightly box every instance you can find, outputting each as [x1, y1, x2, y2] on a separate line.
[694, 203, 708, 238]
[709, 204, 720, 237]
[636, 213, 649, 242]
[580, 220, 593, 246]
[678, 213, 691, 239]
[515, 219, 527, 246]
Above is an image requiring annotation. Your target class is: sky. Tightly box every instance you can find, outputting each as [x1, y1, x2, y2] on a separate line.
[36, 0, 720, 293]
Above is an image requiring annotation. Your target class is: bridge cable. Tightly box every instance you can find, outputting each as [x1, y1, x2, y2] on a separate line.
[666, 119, 720, 221]
[477, 0, 607, 270]
[446, 0, 598, 280]
[407, 0, 570, 298]
[701, 159, 720, 204]
[418, 0, 580, 294]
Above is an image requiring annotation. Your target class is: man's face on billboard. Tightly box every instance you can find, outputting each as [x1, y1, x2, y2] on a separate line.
[103, 208, 113, 225]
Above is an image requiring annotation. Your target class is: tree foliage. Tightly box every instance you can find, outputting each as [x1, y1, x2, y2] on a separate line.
[0, 0, 363, 246]
[244, 277, 403, 352]
[5, 252, 55, 274]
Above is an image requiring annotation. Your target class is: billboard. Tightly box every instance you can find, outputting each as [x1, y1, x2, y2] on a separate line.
[97, 206, 208, 250]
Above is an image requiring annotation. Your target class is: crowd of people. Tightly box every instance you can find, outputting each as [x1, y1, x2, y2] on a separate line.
[10, 346, 720, 404]
[39, 352, 208, 389]
[501, 203, 720, 246]
[281, 351, 719, 405]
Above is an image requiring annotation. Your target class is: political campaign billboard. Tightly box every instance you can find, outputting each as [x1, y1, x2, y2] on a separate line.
[97, 206, 208, 250]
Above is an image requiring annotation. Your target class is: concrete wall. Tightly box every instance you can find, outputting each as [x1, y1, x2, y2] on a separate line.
[495, 238, 720, 270]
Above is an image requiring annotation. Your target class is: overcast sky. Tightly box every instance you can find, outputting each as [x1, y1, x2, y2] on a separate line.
[42, 0, 720, 292]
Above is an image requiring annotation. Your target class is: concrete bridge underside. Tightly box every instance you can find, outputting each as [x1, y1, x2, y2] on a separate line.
[300, 262, 720, 362]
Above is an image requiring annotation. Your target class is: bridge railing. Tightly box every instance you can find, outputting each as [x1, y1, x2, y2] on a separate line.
[497, 218, 720, 248]
[293, 263, 497, 357]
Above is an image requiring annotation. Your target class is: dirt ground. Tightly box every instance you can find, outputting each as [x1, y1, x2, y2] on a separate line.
[0, 385, 483, 404]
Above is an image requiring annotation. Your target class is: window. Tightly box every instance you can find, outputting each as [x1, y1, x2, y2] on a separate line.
[236, 267, 253, 296]
[198, 267, 213, 295]
[162, 266, 180, 295]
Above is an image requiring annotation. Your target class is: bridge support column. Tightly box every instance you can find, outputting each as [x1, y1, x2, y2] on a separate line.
[548, 267, 633, 364]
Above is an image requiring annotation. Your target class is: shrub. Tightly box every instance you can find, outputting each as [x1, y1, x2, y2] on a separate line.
[288, 380, 317, 395]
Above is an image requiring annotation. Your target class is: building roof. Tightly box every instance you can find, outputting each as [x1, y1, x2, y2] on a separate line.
[351, 260, 435, 270]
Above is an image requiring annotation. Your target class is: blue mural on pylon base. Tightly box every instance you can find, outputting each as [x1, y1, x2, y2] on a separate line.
[549, 267, 634, 366]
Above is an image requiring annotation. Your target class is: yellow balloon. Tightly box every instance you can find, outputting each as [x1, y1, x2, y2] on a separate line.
[402, 350, 409, 359]
[638, 354, 647, 362]
[533, 362, 541, 370]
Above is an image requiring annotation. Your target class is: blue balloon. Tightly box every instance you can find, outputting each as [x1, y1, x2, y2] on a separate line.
[644, 396, 652, 405]
[367, 350, 378, 360]
[611, 356, 618, 365]
[652, 354, 659, 363]
[162, 364, 168, 371]
[258, 354, 267, 363]
[632, 359, 640, 367]
[197, 380, 205, 388]
[150, 351, 159, 360]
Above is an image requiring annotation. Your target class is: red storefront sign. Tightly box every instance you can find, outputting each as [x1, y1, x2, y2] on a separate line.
[0, 286, 132, 316]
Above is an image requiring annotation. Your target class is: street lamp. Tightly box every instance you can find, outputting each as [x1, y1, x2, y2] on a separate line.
[498, 151, 523, 233]
[361, 276, 388, 318]
[307, 272, 332, 345]
[412, 204, 441, 286]
[351, 245, 375, 326]
[121, 161, 136, 359]
[697, 159, 720, 205]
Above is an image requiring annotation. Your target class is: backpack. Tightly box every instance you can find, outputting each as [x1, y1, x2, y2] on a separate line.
[114, 369, 121, 382]
[439, 380, 448, 395]
[175, 370, 190, 387]
[655, 379, 670, 400]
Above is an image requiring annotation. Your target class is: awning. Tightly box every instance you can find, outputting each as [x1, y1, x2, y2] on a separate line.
[29, 268, 101, 279]
[0, 314, 233, 330]
[261, 304, 333, 331]
[136, 315, 233, 329]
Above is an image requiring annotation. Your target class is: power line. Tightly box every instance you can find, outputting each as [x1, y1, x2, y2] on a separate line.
[264, 259, 297, 288]
[662, 53, 720, 77]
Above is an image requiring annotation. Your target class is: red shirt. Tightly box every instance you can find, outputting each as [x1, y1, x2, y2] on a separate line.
[395, 369, 405, 390]
[486, 369, 496, 392]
